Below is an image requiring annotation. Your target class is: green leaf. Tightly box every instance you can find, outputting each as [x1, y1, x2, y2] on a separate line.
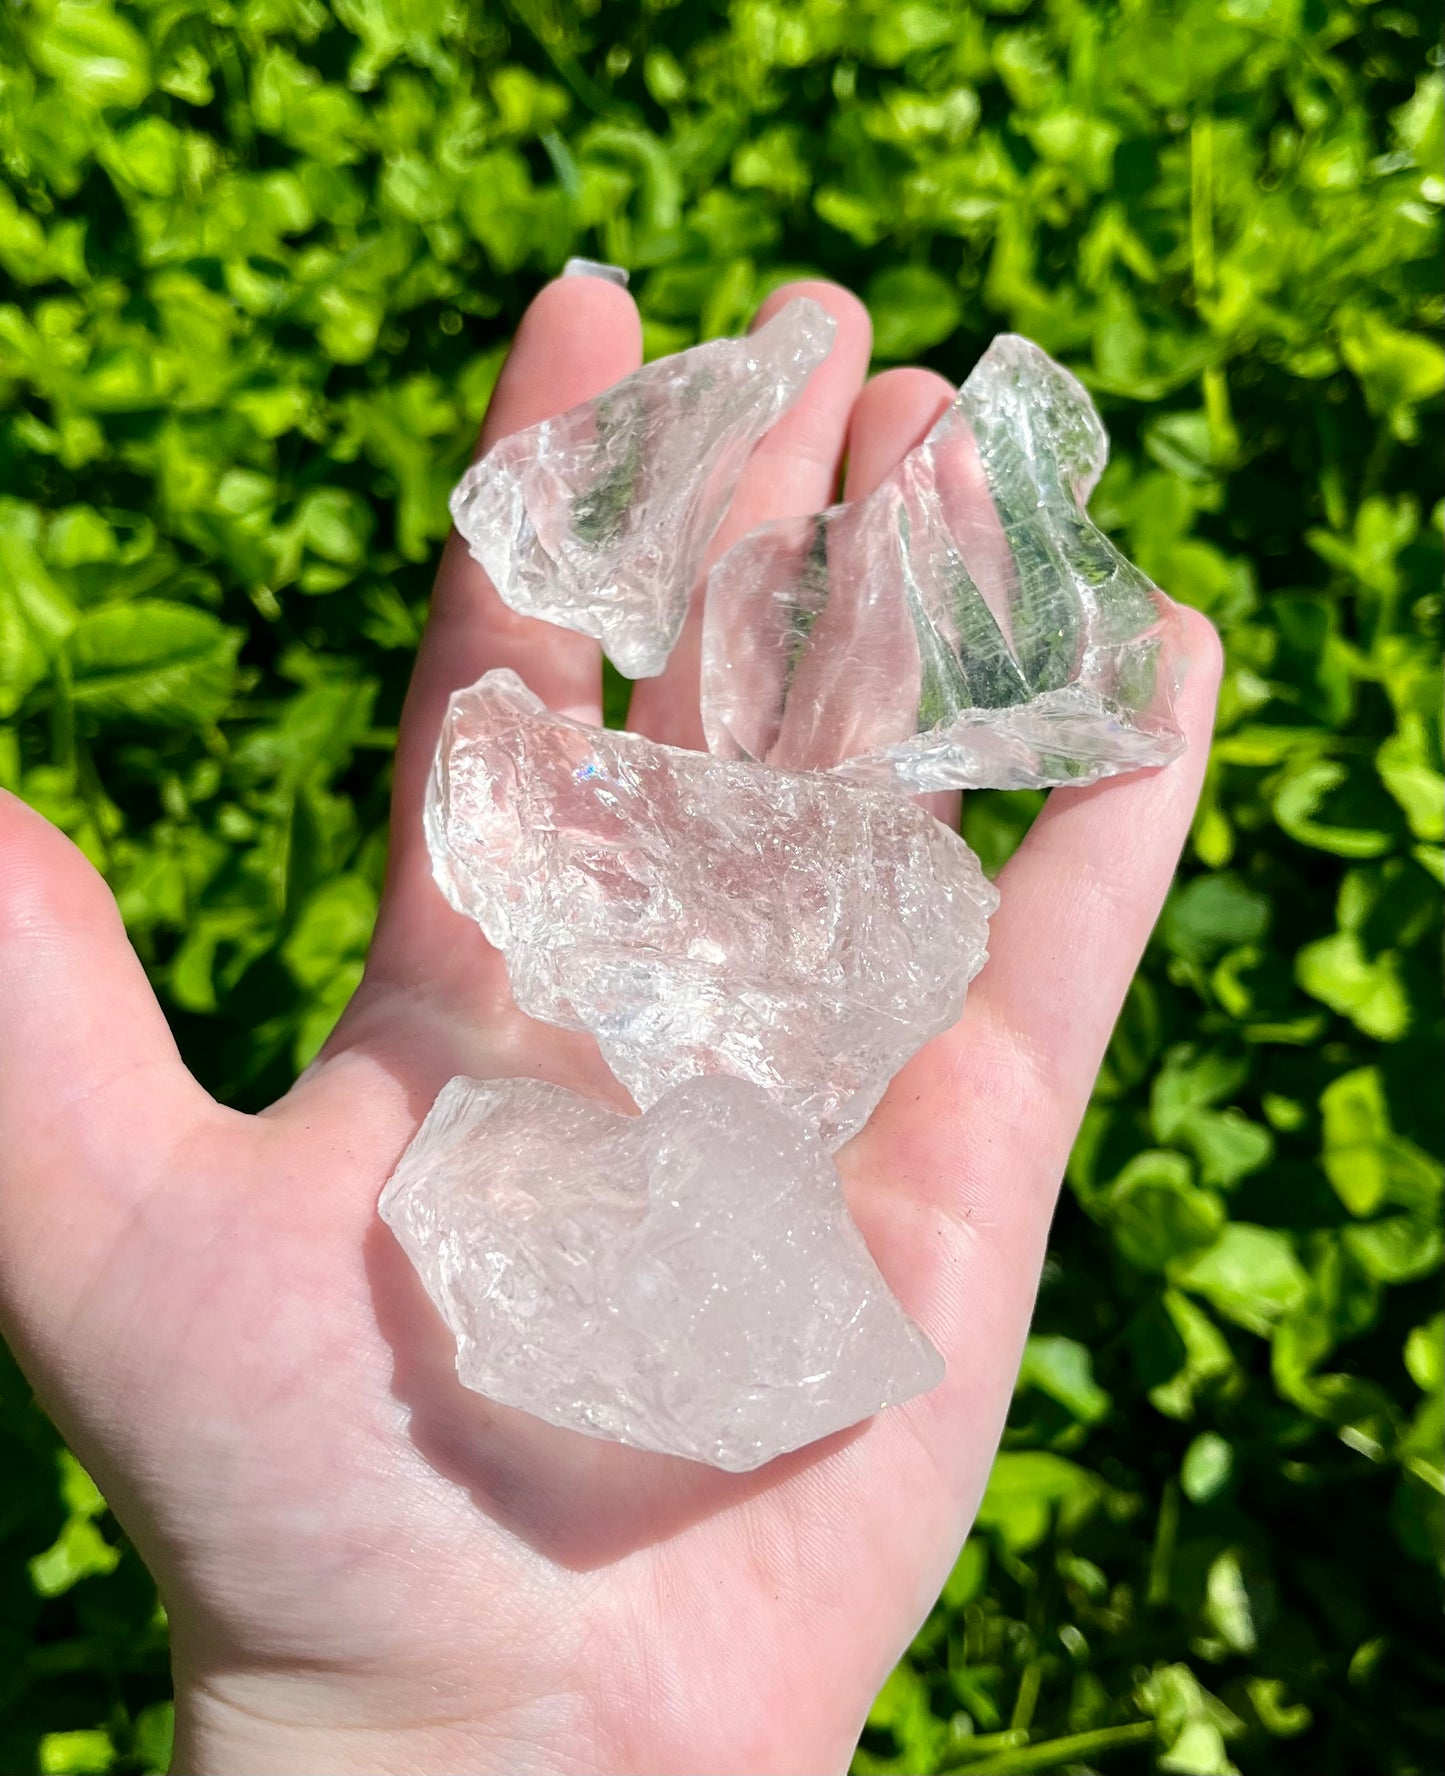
[1183, 1110, 1274, 1190]
[1103, 1151, 1226, 1272]
[1342, 1216, 1443, 1286]
[1296, 932, 1410, 1041]
[864, 1659, 945, 1773]
[1181, 1432, 1234, 1504]
[1140, 1289, 1238, 1421]
[865, 264, 964, 360]
[1404, 1315, 1445, 1395]
[0, 500, 81, 715]
[1204, 1548, 1257, 1654]
[37, 1731, 115, 1776]
[975, 1452, 1106, 1554]
[1150, 1047, 1272, 1186]
[28, 1515, 120, 1597]
[1136, 1664, 1242, 1776]
[1320, 1067, 1392, 1216]
[28, 1453, 119, 1598]
[1393, 71, 1444, 182]
[66, 602, 241, 726]
[29, 1, 152, 110]
[1147, 1057, 1222, 1149]
[1174, 1225, 1310, 1337]
[1377, 725, 1445, 843]
[129, 1705, 174, 1776]
[1274, 760, 1399, 859]
[941, 1537, 988, 1608]
[733, 124, 812, 203]
[1, 580, 53, 718]
[280, 874, 377, 991]
[1159, 872, 1270, 965]
[299, 487, 375, 569]
[461, 150, 549, 272]
[1017, 1335, 1111, 1424]
[104, 114, 182, 196]
[1338, 310, 1445, 442]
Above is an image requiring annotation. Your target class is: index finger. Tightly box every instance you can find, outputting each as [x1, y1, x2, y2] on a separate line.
[370, 275, 643, 990]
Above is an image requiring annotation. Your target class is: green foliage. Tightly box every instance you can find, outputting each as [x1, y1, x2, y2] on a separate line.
[0, 1, 1441, 1771]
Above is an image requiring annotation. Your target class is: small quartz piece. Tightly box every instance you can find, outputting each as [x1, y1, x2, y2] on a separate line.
[379, 1074, 944, 1470]
[449, 299, 836, 678]
[427, 669, 997, 1150]
[702, 333, 1188, 792]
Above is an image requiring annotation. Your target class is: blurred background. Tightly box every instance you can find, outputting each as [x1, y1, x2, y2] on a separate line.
[0, 2, 1440, 1773]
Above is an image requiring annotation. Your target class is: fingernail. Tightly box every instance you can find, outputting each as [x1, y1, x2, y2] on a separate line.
[562, 257, 630, 287]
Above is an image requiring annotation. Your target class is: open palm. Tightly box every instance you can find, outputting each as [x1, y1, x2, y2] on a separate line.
[0, 277, 1220, 1776]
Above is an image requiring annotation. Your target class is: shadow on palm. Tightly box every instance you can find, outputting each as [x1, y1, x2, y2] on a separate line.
[362, 1214, 863, 1572]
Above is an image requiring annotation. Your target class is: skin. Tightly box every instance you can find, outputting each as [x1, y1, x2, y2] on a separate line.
[0, 277, 1221, 1776]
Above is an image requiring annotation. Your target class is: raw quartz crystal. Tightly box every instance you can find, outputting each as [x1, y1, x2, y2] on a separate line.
[379, 1073, 943, 1471]
[426, 669, 997, 1150]
[381, 322, 1199, 1471]
[448, 298, 836, 678]
[701, 333, 1189, 792]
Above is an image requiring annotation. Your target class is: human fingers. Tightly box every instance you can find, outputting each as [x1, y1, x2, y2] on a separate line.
[626, 280, 873, 750]
[778, 365, 961, 826]
[366, 274, 643, 996]
[841, 366, 953, 500]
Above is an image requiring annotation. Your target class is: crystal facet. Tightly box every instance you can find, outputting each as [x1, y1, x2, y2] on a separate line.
[379, 1074, 944, 1471]
[449, 299, 837, 678]
[427, 669, 998, 1149]
[701, 333, 1188, 791]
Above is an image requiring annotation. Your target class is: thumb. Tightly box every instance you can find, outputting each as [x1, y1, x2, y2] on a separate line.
[0, 790, 212, 1324]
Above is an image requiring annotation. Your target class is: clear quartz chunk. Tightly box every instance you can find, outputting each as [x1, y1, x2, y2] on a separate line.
[379, 1074, 944, 1471]
[448, 298, 837, 678]
[427, 669, 998, 1150]
[701, 333, 1189, 792]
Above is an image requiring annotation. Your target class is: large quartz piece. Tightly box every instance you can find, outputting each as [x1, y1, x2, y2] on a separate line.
[427, 669, 997, 1149]
[449, 298, 836, 678]
[701, 333, 1188, 792]
[379, 1074, 943, 1470]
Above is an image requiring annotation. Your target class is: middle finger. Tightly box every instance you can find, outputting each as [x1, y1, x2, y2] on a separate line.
[626, 279, 873, 750]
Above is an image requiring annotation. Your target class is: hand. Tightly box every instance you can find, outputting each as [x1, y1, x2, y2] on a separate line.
[0, 277, 1221, 1776]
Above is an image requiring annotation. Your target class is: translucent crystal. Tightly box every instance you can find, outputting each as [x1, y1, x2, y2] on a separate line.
[449, 299, 837, 678]
[427, 669, 997, 1149]
[701, 333, 1188, 792]
[379, 1074, 944, 1471]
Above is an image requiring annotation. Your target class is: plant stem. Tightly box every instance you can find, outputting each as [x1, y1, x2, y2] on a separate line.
[937, 1719, 1156, 1774]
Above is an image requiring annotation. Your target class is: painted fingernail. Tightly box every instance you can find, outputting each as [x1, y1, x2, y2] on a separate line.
[562, 257, 630, 287]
